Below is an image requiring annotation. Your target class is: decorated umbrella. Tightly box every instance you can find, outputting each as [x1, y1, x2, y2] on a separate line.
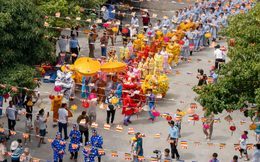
[100, 62, 126, 73]
[74, 57, 101, 76]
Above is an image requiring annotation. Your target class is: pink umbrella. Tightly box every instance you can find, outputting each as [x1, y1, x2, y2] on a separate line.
[54, 86, 62, 92]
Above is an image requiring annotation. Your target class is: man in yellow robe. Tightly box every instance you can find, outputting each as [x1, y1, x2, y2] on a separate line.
[146, 53, 154, 75]
[154, 52, 164, 76]
[107, 50, 118, 62]
[188, 17, 196, 31]
[175, 25, 185, 40]
[166, 40, 181, 66]
[138, 57, 148, 78]
[120, 42, 130, 61]
[166, 28, 176, 39]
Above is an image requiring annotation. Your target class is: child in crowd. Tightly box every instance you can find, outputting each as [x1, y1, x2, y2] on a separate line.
[209, 153, 219, 162]
[130, 137, 137, 161]
[238, 131, 249, 161]
[232, 155, 238, 162]
[34, 115, 40, 135]
[24, 114, 33, 145]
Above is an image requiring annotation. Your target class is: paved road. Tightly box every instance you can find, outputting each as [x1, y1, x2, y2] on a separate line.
[1, 1, 255, 162]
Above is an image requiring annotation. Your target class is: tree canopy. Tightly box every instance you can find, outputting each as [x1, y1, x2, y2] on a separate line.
[0, 0, 105, 96]
[193, 2, 260, 117]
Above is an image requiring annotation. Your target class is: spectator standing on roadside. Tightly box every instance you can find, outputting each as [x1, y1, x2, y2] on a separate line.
[142, 9, 150, 32]
[58, 103, 69, 140]
[20, 147, 33, 162]
[6, 101, 16, 134]
[252, 144, 260, 162]
[77, 111, 89, 145]
[100, 33, 108, 57]
[0, 138, 8, 162]
[166, 120, 180, 160]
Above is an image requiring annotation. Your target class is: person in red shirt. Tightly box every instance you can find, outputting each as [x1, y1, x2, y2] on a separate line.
[122, 90, 137, 126]
[142, 10, 150, 32]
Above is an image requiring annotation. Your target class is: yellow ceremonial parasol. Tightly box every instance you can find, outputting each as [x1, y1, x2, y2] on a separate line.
[100, 62, 126, 73]
[74, 57, 101, 76]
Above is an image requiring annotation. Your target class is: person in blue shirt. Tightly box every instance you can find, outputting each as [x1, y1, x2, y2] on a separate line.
[51, 132, 66, 162]
[68, 125, 81, 161]
[114, 78, 123, 107]
[146, 89, 156, 123]
[69, 34, 80, 64]
[90, 130, 104, 162]
[10, 140, 23, 162]
[166, 120, 180, 160]
[82, 142, 97, 162]
[209, 153, 219, 162]
[135, 132, 144, 162]
[131, 15, 139, 33]
[81, 76, 92, 98]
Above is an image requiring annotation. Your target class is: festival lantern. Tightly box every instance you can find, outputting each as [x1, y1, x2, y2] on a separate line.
[111, 98, 119, 104]
[186, 107, 194, 114]
[49, 95, 55, 100]
[92, 25, 97, 28]
[166, 116, 172, 121]
[147, 32, 152, 36]
[230, 125, 236, 136]
[3, 93, 9, 102]
[54, 86, 62, 92]
[122, 28, 129, 34]
[203, 124, 209, 129]
[178, 40, 184, 44]
[192, 114, 199, 125]
[70, 105, 78, 114]
[205, 33, 211, 38]
[103, 23, 109, 27]
[89, 94, 96, 100]
[220, 46, 226, 51]
[163, 37, 170, 42]
[112, 27, 118, 32]
[82, 101, 89, 108]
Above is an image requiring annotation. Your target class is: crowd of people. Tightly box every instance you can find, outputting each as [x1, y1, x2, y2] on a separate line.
[0, 0, 258, 161]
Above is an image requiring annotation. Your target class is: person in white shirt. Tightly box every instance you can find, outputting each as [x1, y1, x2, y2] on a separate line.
[238, 131, 249, 161]
[6, 101, 16, 134]
[0, 138, 8, 162]
[58, 103, 69, 140]
[213, 44, 225, 69]
[58, 35, 68, 53]
[38, 109, 48, 148]
[131, 15, 139, 33]
[129, 24, 137, 38]
[252, 144, 260, 162]
[20, 147, 32, 162]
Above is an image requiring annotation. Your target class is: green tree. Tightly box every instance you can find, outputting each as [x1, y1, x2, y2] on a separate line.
[39, 0, 106, 39]
[0, 0, 54, 96]
[193, 3, 260, 116]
